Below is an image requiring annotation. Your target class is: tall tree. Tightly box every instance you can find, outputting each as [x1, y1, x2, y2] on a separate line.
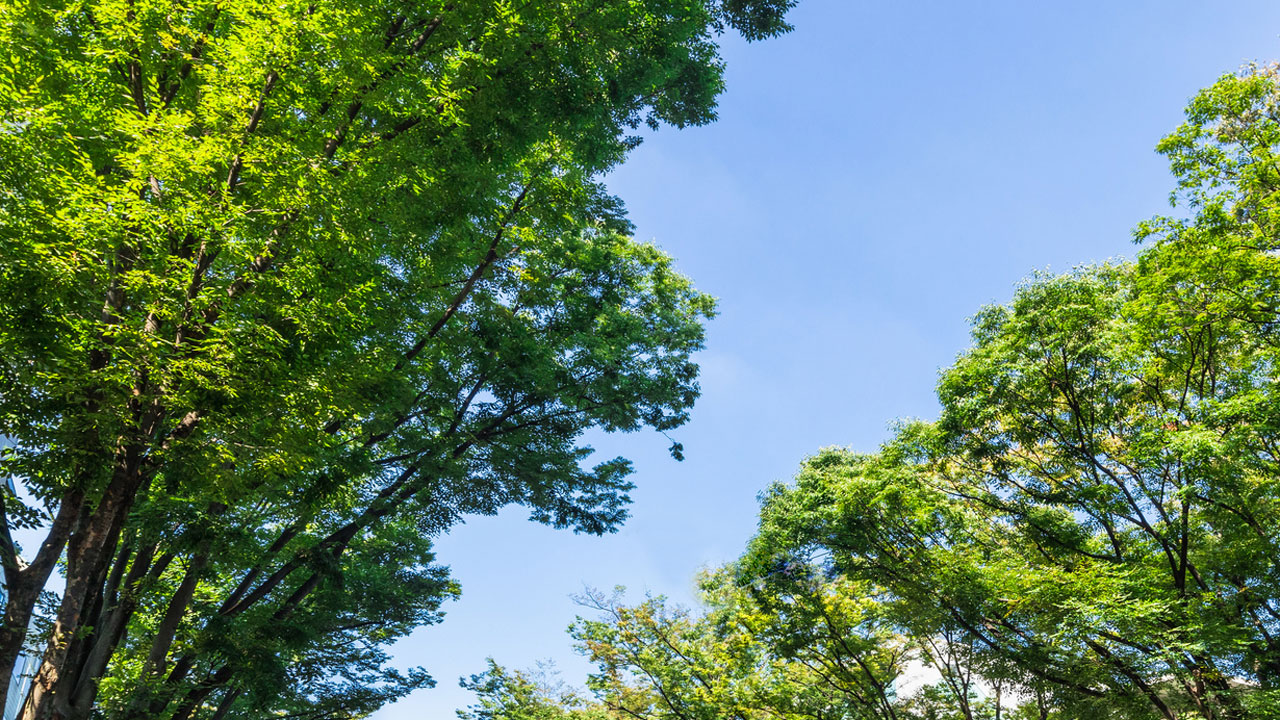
[749, 63, 1280, 720]
[469, 52, 1280, 720]
[0, 0, 796, 717]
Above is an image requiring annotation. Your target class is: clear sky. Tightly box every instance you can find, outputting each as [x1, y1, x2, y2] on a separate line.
[375, 3, 1280, 717]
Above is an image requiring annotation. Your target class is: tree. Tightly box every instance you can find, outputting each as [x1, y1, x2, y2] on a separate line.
[570, 571, 913, 720]
[0, 0, 796, 717]
[572, 582, 791, 720]
[458, 660, 617, 720]
[749, 64, 1280, 720]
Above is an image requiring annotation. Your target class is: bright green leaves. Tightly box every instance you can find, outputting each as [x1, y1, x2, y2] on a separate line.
[752, 255, 1280, 716]
[0, 0, 794, 716]
[461, 660, 618, 720]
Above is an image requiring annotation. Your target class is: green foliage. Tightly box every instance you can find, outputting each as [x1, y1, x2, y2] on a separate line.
[750, 64, 1280, 720]
[0, 0, 795, 717]
[460, 660, 616, 720]
[567, 573, 915, 720]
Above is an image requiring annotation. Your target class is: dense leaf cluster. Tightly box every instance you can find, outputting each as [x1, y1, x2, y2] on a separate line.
[0, 1, 794, 718]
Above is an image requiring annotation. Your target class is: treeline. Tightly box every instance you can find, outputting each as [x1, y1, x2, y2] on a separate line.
[466, 65, 1280, 720]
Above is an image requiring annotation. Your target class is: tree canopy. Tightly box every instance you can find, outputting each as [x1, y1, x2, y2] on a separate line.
[746, 65, 1280, 720]
[0, 0, 796, 718]
[750, 63, 1280, 720]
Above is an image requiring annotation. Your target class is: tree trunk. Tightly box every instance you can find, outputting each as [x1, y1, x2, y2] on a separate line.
[22, 462, 146, 720]
[67, 540, 158, 719]
[0, 493, 85, 710]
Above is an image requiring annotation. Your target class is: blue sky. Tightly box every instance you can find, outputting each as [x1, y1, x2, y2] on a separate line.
[377, 3, 1280, 717]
